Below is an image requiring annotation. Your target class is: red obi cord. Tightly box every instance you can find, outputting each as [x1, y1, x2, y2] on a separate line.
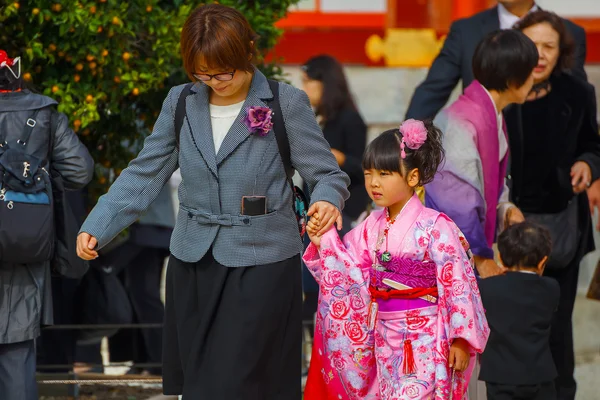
[0, 89, 21, 93]
[369, 286, 438, 300]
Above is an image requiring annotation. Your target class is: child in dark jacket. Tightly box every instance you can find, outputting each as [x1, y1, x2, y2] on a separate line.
[478, 221, 560, 400]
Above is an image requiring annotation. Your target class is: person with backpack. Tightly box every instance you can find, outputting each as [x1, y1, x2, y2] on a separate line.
[0, 50, 94, 400]
[76, 4, 350, 399]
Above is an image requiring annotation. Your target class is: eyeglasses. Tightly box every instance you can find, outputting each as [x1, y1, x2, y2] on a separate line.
[193, 70, 236, 82]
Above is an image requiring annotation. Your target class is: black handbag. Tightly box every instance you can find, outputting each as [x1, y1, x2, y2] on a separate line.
[524, 199, 580, 270]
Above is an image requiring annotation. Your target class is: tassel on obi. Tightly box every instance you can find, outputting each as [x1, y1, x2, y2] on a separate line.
[402, 339, 417, 375]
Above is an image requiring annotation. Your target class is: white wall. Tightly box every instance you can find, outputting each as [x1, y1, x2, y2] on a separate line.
[537, 0, 600, 17]
[292, 0, 386, 12]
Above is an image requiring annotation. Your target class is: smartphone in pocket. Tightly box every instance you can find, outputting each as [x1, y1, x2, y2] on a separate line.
[241, 196, 267, 216]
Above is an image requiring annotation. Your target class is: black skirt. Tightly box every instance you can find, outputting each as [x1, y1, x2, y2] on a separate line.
[162, 252, 302, 400]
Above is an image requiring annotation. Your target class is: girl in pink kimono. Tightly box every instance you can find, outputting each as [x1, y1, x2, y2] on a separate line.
[303, 120, 489, 400]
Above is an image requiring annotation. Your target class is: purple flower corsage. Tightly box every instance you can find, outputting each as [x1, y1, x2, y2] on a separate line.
[243, 106, 274, 137]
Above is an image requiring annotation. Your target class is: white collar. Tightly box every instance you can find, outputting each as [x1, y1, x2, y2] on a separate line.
[498, 3, 539, 30]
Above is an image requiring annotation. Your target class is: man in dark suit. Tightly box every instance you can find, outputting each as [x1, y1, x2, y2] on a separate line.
[405, 0, 587, 120]
[479, 222, 560, 400]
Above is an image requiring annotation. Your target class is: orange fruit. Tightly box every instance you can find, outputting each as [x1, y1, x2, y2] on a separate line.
[74, 74, 81, 82]
[73, 119, 82, 128]
[44, 15, 51, 21]
[113, 76, 121, 83]
[122, 52, 131, 61]
[48, 44, 57, 52]
[52, 3, 62, 12]
[146, 5, 152, 12]
[132, 88, 140, 96]
[89, 61, 97, 69]
[90, 5, 96, 14]
[58, 51, 65, 57]
[13, 2, 19, 9]
[99, 177, 107, 185]
[112, 16, 120, 25]
[51, 85, 59, 93]
[86, 54, 94, 62]
[83, 128, 90, 136]
[75, 63, 83, 71]
[102, 160, 111, 168]
[32, 8, 40, 15]
[97, 26, 103, 33]
[101, 49, 108, 57]
[85, 94, 93, 103]
[23, 72, 32, 82]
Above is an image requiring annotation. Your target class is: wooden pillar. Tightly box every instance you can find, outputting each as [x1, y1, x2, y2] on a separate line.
[387, 0, 429, 29]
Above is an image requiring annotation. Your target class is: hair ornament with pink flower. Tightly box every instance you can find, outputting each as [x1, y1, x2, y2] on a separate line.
[399, 119, 428, 159]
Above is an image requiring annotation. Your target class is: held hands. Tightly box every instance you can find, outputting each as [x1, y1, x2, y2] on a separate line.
[331, 148, 346, 167]
[307, 213, 321, 247]
[76, 232, 99, 260]
[474, 256, 506, 278]
[307, 201, 342, 236]
[448, 338, 470, 372]
[504, 206, 525, 228]
[571, 161, 592, 194]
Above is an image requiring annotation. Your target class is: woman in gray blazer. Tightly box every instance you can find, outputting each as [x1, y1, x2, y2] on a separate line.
[76, 4, 349, 399]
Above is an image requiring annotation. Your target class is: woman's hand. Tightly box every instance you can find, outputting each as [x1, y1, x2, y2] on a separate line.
[474, 256, 506, 278]
[307, 201, 342, 235]
[77, 232, 99, 260]
[307, 213, 321, 247]
[571, 161, 592, 194]
[505, 206, 525, 228]
[331, 149, 346, 167]
[449, 338, 471, 372]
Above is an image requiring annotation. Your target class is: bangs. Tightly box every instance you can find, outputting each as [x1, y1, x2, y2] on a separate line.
[362, 130, 402, 173]
[194, 30, 249, 71]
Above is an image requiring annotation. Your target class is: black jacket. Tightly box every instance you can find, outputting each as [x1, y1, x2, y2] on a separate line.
[321, 107, 369, 220]
[505, 73, 600, 256]
[479, 272, 560, 385]
[406, 5, 587, 120]
[0, 90, 94, 343]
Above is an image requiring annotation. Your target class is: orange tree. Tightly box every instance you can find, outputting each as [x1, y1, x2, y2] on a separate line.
[1, 0, 297, 202]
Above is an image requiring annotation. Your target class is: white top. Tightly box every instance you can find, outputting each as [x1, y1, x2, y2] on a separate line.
[209, 100, 245, 154]
[482, 87, 508, 161]
[498, 3, 539, 29]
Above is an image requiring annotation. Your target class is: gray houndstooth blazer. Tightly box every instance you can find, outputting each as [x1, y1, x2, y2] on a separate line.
[80, 69, 350, 266]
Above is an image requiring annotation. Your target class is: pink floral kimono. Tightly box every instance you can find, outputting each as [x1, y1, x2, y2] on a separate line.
[303, 194, 489, 399]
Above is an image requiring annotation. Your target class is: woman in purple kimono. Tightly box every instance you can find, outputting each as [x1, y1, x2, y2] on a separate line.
[425, 29, 539, 278]
[303, 120, 489, 399]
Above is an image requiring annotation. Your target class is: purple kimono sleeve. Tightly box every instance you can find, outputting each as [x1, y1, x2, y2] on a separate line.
[425, 170, 493, 259]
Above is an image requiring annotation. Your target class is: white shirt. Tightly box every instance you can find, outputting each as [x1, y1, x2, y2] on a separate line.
[482, 87, 508, 161]
[209, 100, 245, 154]
[498, 2, 539, 30]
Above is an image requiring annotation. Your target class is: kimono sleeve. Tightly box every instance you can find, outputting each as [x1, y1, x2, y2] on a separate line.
[302, 216, 373, 283]
[429, 214, 489, 353]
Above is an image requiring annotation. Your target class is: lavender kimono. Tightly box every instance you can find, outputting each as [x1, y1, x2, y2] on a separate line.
[303, 195, 489, 399]
[425, 81, 512, 259]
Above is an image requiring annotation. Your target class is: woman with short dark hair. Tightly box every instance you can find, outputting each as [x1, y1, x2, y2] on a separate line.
[76, 4, 350, 399]
[425, 29, 538, 278]
[509, 11, 600, 400]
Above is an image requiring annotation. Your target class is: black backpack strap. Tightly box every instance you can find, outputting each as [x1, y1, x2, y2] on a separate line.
[17, 109, 41, 146]
[267, 79, 294, 181]
[174, 83, 194, 149]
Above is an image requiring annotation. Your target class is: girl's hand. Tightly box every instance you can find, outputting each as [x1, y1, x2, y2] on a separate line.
[77, 232, 98, 260]
[504, 206, 525, 228]
[449, 338, 470, 372]
[307, 213, 321, 247]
